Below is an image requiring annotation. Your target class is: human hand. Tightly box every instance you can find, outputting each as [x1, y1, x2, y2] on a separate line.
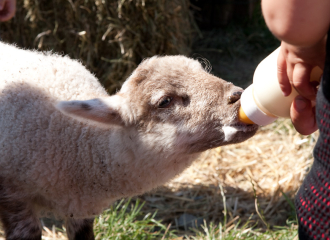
[277, 40, 326, 135]
[0, 0, 16, 22]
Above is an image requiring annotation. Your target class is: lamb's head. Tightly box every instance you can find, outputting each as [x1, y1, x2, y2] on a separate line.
[57, 56, 258, 153]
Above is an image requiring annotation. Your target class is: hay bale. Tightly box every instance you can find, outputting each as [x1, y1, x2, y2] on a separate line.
[0, 0, 194, 92]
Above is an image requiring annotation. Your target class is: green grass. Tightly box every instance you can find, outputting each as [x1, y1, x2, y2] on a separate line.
[93, 199, 177, 240]
[93, 195, 298, 240]
[190, 220, 298, 240]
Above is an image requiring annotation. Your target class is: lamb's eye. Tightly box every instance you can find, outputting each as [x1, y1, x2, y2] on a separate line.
[158, 96, 173, 108]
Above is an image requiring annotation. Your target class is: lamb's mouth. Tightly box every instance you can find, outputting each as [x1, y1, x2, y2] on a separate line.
[229, 122, 259, 132]
[222, 122, 258, 143]
[226, 101, 259, 133]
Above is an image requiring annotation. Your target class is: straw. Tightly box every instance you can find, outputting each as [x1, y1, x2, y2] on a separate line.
[0, 0, 194, 93]
[140, 119, 317, 233]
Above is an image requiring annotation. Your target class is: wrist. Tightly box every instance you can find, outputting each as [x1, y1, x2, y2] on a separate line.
[281, 39, 326, 68]
[283, 36, 326, 51]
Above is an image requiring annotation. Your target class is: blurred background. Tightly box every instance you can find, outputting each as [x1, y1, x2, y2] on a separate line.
[0, 1, 313, 239]
[0, 0, 280, 92]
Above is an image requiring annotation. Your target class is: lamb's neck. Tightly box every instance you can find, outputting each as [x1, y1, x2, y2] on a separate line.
[78, 126, 199, 199]
[44, 125, 199, 217]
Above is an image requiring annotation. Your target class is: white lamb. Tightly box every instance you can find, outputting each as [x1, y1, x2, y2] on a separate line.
[0, 42, 257, 240]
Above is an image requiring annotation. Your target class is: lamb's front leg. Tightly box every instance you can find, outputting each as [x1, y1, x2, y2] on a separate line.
[0, 199, 41, 240]
[65, 218, 95, 240]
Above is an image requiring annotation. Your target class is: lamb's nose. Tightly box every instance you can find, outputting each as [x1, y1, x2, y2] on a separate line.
[227, 91, 242, 104]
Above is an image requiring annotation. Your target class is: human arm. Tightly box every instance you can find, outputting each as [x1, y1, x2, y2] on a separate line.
[261, 0, 330, 135]
[0, 0, 16, 22]
[262, 0, 330, 47]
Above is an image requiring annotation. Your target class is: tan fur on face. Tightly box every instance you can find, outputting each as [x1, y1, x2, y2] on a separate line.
[120, 56, 257, 153]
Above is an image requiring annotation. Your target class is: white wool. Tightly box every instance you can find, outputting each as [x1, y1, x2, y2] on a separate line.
[0, 43, 198, 219]
[222, 126, 238, 142]
[0, 42, 257, 222]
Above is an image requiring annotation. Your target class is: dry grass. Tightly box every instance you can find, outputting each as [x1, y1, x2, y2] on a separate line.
[0, 0, 194, 93]
[140, 119, 316, 234]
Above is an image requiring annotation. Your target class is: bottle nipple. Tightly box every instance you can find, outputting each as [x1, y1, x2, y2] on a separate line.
[238, 107, 255, 124]
[238, 85, 278, 126]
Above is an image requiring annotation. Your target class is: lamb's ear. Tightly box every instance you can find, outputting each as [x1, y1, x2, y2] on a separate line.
[56, 96, 126, 126]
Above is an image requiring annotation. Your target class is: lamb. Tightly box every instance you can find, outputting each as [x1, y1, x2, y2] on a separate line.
[0, 41, 258, 240]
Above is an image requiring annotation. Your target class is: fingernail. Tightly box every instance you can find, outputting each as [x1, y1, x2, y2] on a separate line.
[295, 96, 307, 111]
[283, 92, 289, 97]
[281, 89, 290, 97]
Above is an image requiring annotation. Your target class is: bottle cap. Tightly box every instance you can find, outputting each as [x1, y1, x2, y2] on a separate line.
[239, 85, 277, 126]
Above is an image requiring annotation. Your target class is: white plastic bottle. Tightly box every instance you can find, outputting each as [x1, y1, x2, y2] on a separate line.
[239, 47, 323, 126]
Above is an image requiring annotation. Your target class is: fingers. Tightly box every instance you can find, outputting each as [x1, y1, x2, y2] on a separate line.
[0, 0, 5, 10]
[291, 95, 317, 135]
[290, 64, 318, 134]
[0, 0, 16, 22]
[276, 41, 323, 134]
[292, 63, 317, 100]
[277, 47, 292, 96]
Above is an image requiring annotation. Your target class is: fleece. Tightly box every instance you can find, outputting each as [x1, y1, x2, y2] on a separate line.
[0, 42, 257, 220]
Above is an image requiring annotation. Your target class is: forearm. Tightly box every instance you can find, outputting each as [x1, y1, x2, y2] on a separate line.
[261, 0, 330, 47]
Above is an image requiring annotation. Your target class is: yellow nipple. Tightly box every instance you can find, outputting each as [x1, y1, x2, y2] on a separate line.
[238, 107, 255, 124]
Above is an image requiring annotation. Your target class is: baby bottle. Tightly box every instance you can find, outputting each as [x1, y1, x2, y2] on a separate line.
[238, 47, 323, 126]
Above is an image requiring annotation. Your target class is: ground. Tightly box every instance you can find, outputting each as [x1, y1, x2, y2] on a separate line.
[139, 119, 316, 236]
